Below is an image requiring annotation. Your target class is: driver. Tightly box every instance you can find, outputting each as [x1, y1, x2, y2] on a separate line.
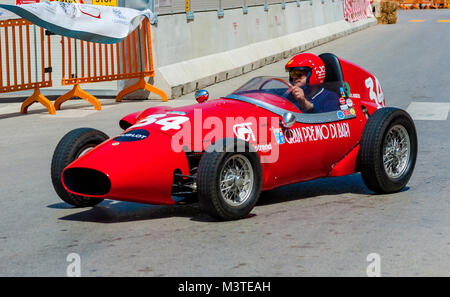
[285, 53, 340, 113]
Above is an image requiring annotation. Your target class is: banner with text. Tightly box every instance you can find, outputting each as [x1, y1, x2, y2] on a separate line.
[0, 2, 155, 44]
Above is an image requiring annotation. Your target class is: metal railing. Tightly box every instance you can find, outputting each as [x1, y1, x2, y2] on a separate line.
[155, 0, 315, 15]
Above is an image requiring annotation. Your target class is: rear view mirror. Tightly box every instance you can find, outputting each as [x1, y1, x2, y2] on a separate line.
[281, 112, 296, 128]
[195, 89, 209, 103]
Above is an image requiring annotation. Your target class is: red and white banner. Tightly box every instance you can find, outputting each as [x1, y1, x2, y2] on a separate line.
[16, 0, 40, 4]
[0, 2, 155, 44]
[344, 0, 374, 22]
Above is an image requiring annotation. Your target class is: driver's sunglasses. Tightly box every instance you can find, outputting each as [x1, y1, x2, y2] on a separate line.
[289, 69, 308, 78]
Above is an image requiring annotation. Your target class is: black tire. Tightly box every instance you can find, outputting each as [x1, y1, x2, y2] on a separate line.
[51, 128, 109, 207]
[358, 107, 417, 193]
[197, 139, 262, 220]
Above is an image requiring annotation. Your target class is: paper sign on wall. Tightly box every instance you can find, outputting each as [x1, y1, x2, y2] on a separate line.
[16, 0, 40, 4]
[92, 0, 118, 7]
[49, 0, 85, 3]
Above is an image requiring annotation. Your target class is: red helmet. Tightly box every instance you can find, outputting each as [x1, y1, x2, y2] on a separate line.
[285, 53, 326, 85]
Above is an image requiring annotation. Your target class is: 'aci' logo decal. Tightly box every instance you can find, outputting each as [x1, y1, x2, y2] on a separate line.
[233, 123, 256, 142]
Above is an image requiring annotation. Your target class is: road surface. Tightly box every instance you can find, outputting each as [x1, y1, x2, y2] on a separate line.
[0, 10, 449, 277]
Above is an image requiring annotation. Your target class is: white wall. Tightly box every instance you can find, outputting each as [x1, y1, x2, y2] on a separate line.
[150, 0, 376, 98]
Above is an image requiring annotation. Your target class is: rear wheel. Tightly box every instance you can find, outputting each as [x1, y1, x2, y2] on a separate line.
[358, 108, 417, 193]
[197, 139, 262, 220]
[51, 128, 109, 207]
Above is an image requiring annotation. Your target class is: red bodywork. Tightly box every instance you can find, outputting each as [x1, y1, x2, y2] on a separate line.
[62, 57, 385, 205]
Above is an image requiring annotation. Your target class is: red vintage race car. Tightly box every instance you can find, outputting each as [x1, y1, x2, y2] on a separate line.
[51, 53, 418, 220]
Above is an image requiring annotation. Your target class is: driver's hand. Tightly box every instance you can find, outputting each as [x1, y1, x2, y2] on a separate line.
[287, 82, 313, 112]
[290, 83, 306, 102]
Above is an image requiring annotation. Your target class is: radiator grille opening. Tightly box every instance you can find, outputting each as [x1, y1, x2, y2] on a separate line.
[63, 168, 111, 196]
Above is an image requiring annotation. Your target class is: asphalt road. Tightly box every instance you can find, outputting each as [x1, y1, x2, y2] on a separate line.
[0, 10, 449, 277]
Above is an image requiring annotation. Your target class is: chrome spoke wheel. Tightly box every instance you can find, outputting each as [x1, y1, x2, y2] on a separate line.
[359, 107, 417, 194]
[77, 145, 95, 158]
[219, 154, 254, 207]
[383, 125, 411, 179]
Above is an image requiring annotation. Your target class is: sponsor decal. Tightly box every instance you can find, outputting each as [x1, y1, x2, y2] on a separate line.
[255, 143, 272, 153]
[273, 128, 285, 144]
[114, 129, 149, 142]
[337, 110, 345, 119]
[340, 104, 349, 111]
[350, 108, 356, 115]
[346, 98, 353, 107]
[273, 122, 351, 145]
[339, 97, 346, 105]
[343, 109, 351, 116]
[316, 65, 326, 80]
[339, 87, 346, 97]
[233, 123, 256, 142]
[349, 93, 361, 99]
[343, 82, 351, 98]
[301, 122, 351, 141]
[284, 128, 303, 144]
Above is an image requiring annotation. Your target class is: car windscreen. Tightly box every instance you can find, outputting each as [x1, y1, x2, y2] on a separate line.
[232, 76, 290, 96]
[230, 76, 350, 101]
[232, 76, 350, 97]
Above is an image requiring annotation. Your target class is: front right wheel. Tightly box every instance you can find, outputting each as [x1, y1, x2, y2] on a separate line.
[358, 107, 418, 193]
[197, 139, 262, 221]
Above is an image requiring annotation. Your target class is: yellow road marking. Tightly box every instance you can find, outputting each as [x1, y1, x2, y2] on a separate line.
[408, 19, 425, 22]
[437, 20, 450, 23]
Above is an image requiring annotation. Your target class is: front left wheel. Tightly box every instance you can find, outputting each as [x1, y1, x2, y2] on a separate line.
[51, 128, 109, 207]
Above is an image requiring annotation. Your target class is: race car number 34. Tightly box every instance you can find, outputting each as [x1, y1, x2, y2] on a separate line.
[365, 76, 385, 109]
[131, 114, 189, 131]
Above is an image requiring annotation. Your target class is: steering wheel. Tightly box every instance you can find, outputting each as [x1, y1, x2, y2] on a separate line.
[258, 78, 292, 90]
[257, 78, 303, 112]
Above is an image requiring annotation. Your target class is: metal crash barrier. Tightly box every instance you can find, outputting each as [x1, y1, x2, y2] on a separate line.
[1, 16, 167, 115]
[0, 19, 55, 114]
[56, 18, 167, 111]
